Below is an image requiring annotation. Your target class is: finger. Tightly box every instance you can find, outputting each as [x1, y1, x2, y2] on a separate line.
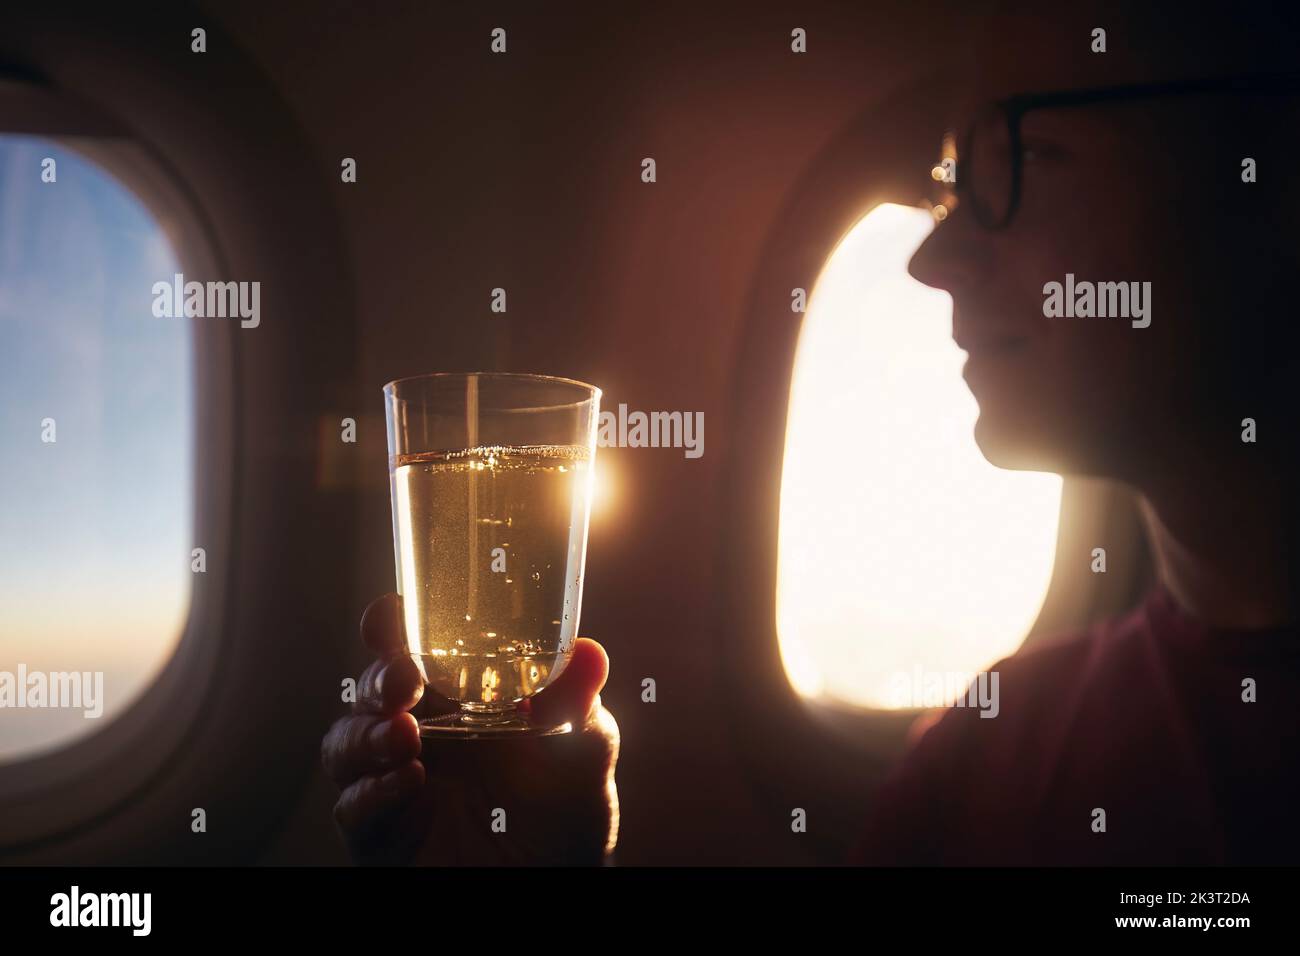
[322, 711, 422, 787]
[332, 759, 426, 836]
[354, 654, 425, 715]
[361, 593, 406, 656]
[524, 638, 609, 728]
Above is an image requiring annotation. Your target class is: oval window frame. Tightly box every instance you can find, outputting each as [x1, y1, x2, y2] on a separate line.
[0, 75, 237, 851]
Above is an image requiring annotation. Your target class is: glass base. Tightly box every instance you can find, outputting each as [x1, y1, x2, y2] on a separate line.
[418, 706, 573, 740]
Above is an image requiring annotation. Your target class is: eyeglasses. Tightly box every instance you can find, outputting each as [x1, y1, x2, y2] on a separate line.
[930, 73, 1300, 231]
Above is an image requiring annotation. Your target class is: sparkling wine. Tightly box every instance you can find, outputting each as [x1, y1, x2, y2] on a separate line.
[390, 444, 592, 703]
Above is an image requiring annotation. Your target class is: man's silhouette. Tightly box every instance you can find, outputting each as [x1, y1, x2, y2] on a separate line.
[851, 2, 1300, 864]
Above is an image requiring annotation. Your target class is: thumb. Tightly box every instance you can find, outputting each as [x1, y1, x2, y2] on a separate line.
[522, 638, 608, 728]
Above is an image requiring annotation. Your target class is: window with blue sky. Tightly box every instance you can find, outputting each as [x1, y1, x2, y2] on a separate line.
[0, 134, 192, 761]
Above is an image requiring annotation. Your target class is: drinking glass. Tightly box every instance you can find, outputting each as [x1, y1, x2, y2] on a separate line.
[383, 372, 600, 737]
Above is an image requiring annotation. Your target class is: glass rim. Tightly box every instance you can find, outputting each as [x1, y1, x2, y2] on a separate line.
[382, 370, 602, 408]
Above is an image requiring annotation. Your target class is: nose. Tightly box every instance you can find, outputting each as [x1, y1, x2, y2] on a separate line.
[908, 203, 990, 297]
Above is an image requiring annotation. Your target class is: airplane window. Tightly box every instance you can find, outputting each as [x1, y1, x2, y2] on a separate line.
[0, 134, 192, 762]
[776, 203, 1062, 710]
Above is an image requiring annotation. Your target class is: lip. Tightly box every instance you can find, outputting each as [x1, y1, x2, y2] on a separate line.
[958, 335, 1032, 380]
[954, 334, 1032, 356]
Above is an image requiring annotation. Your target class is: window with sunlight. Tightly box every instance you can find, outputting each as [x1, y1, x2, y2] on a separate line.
[776, 203, 1061, 710]
[0, 135, 193, 761]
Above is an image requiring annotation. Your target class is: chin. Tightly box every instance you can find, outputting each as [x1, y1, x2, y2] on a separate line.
[971, 413, 1067, 473]
[972, 411, 1128, 480]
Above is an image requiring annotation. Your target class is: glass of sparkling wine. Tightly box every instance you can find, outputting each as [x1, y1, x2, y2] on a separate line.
[383, 372, 600, 738]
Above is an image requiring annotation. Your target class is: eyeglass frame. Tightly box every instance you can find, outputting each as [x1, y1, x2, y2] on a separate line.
[936, 72, 1300, 231]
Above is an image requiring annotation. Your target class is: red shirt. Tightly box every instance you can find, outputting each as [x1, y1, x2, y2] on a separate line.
[848, 586, 1300, 865]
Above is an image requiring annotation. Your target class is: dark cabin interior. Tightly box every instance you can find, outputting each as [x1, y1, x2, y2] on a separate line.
[2, 0, 1297, 900]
